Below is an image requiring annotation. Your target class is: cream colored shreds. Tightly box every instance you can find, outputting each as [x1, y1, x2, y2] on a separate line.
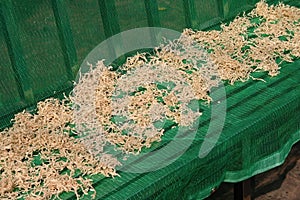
[0, 98, 119, 200]
[1, 1, 300, 199]
[89, 0, 300, 154]
[183, 0, 300, 84]
[70, 36, 207, 155]
[86, 36, 209, 154]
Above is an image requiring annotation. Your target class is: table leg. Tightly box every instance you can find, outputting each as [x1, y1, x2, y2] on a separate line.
[234, 178, 252, 200]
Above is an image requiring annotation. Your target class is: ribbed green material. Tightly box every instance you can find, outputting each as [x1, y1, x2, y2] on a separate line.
[0, 0, 299, 199]
[0, 0, 298, 129]
[59, 60, 300, 200]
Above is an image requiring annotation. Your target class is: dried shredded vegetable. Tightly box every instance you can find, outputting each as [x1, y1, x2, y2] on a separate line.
[1, 1, 299, 199]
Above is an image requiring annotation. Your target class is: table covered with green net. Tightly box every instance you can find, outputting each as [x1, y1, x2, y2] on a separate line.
[1, 0, 299, 199]
[59, 59, 300, 199]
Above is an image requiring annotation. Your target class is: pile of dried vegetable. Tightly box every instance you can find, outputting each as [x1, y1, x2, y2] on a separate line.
[1, 1, 299, 199]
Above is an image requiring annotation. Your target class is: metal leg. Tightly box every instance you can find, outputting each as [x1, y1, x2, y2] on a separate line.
[234, 178, 252, 200]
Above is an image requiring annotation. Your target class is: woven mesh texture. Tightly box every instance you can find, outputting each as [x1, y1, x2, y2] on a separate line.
[0, 0, 300, 199]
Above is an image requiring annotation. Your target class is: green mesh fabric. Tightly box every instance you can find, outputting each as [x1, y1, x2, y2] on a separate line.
[58, 59, 300, 200]
[0, 0, 300, 199]
[0, 0, 298, 129]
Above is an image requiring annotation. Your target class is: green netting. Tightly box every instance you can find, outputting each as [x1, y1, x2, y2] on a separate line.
[0, 0, 74, 129]
[0, 28, 22, 112]
[116, 0, 149, 30]
[65, 0, 106, 63]
[222, 0, 254, 18]
[0, 0, 297, 129]
[194, 0, 222, 29]
[12, 0, 71, 99]
[57, 59, 300, 200]
[1, 0, 300, 199]
[157, 0, 186, 30]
